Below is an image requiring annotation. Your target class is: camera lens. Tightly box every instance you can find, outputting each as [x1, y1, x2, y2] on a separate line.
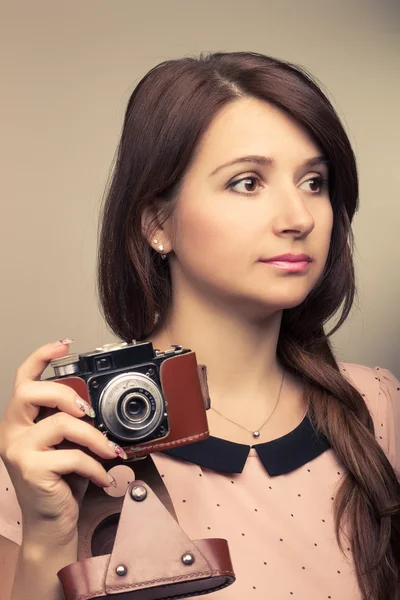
[97, 371, 167, 443]
[121, 393, 150, 423]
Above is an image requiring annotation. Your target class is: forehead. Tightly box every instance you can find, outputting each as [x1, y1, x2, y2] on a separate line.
[192, 97, 321, 171]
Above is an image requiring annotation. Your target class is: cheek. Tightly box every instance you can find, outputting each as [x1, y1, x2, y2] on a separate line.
[176, 197, 245, 264]
[312, 204, 334, 279]
[321, 204, 334, 254]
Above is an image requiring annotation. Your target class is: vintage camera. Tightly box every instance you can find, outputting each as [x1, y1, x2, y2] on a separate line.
[43, 340, 210, 459]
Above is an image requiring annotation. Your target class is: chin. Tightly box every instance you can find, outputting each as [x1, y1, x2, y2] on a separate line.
[247, 284, 313, 305]
[227, 294, 307, 322]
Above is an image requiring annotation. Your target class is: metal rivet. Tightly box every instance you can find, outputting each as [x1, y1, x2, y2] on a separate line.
[115, 564, 128, 576]
[182, 552, 195, 565]
[130, 485, 147, 501]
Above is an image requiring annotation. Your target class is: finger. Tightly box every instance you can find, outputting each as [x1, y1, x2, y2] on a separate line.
[10, 379, 95, 424]
[14, 339, 74, 386]
[36, 449, 112, 488]
[27, 412, 120, 460]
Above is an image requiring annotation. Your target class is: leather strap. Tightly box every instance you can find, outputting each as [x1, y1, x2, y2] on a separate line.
[76, 454, 178, 560]
[58, 480, 235, 600]
[132, 455, 178, 520]
[197, 365, 210, 410]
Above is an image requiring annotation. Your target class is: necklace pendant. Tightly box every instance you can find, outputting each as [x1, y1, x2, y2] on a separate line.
[253, 431, 260, 439]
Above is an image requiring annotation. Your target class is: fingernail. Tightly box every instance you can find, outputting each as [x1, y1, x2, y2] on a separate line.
[108, 442, 128, 460]
[107, 474, 117, 488]
[53, 338, 75, 347]
[76, 397, 96, 418]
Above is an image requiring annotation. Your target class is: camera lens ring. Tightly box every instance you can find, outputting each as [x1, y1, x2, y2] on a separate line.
[120, 392, 151, 423]
[97, 372, 165, 443]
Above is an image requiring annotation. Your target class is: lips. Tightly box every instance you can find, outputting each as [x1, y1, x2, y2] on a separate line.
[260, 253, 312, 263]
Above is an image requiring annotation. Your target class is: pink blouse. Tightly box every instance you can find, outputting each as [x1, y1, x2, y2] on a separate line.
[1, 362, 399, 599]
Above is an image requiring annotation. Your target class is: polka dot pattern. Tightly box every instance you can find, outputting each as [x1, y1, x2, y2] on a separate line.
[0, 363, 398, 599]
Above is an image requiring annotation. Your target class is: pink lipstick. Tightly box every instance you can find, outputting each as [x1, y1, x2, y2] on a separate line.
[259, 253, 312, 273]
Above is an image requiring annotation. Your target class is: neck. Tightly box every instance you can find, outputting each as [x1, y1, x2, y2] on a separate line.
[148, 285, 287, 417]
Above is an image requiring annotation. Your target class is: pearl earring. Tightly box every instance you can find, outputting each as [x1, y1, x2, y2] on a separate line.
[153, 239, 167, 259]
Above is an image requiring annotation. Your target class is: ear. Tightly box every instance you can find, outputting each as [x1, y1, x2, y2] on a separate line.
[141, 200, 173, 252]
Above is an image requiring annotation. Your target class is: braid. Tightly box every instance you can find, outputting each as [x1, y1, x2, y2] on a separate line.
[278, 335, 400, 600]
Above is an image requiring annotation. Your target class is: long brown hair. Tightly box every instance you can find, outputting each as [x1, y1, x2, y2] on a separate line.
[97, 51, 400, 599]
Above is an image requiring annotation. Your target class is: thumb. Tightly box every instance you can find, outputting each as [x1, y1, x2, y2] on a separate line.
[14, 338, 75, 385]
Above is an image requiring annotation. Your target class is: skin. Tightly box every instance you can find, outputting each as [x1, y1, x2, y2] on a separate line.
[143, 97, 333, 444]
[0, 340, 122, 599]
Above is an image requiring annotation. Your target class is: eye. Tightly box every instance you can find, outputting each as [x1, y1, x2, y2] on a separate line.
[299, 176, 328, 195]
[228, 175, 261, 195]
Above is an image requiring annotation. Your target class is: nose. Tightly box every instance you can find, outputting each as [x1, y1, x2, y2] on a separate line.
[271, 185, 315, 238]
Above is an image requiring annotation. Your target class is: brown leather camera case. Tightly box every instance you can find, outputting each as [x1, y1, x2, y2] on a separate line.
[51, 352, 210, 458]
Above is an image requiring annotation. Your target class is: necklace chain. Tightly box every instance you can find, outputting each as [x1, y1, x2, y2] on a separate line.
[209, 369, 285, 439]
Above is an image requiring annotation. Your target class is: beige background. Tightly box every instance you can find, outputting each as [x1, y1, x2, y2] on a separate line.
[1, 0, 399, 416]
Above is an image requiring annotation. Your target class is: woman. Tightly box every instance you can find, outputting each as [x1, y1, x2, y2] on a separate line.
[0, 51, 399, 600]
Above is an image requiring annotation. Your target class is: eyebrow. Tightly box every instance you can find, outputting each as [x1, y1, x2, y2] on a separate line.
[209, 154, 329, 177]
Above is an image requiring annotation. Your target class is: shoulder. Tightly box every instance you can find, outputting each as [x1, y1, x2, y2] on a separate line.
[338, 361, 400, 473]
[0, 458, 22, 546]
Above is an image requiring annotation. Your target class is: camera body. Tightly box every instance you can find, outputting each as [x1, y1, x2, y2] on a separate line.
[43, 340, 210, 459]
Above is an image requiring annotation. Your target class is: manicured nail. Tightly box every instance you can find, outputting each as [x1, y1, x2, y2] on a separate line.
[108, 442, 128, 460]
[76, 397, 96, 418]
[107, 474, 117, 488]
[53, 338, 75, 347]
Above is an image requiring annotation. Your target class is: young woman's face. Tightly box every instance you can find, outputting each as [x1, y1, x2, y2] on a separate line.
[167, 97, 333, 316]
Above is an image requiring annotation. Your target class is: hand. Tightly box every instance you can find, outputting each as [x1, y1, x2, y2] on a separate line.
[0, 339, 121, 545]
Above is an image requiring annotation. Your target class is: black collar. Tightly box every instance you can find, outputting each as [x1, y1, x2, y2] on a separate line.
[162, 415, 331, 476]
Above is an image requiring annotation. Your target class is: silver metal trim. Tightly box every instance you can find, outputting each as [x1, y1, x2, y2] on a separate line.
[98, 371, 165, 442]
[94, 342, 129, 352]
[50, 354, 80, 377]
[50, 353, 80, 367]
[54, 363, 80, 377]
[115, 565, 128, 576]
